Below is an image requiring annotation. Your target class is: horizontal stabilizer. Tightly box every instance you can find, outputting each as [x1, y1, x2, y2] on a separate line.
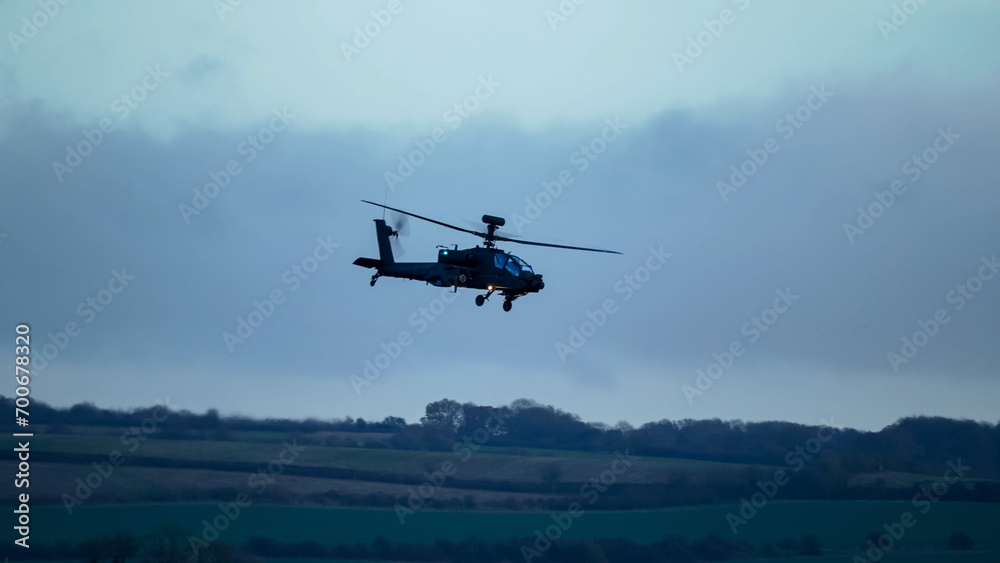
[353, 257, 381, 269]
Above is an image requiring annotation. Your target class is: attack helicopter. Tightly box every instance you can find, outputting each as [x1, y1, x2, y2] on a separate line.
[353, 200, 621, 311]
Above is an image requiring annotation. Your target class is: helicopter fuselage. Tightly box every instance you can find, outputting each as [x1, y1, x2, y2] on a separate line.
[353, 219, 544, 307]
[432, 245, 545, 293]
[354, 202, 618, 310]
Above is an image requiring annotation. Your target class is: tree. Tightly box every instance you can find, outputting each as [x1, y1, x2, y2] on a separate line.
[204, 408, 221, 428]
[421, 399, 465, 433]
[458, 403, 510, 438]
[509, 398, 541, 411]
[380, 416, 406, 429]
[615, 420, 634, 435]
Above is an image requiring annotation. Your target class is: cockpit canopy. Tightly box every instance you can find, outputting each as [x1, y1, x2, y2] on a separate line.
[494, 253, 534, 276]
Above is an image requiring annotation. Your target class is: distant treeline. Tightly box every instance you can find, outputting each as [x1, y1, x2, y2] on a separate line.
[1, 396, 407, 434]
[5, 395, 1000, 479]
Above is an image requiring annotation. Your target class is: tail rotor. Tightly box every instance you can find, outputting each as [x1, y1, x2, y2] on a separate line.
[388, 212, 409, 256]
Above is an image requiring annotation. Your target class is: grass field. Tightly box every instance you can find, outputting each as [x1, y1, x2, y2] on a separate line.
[2, 460, 575, 506]
[775, 555, 1000, 563]
[11, 433, 757, 485]
[8, 430, 1000, 561]
[12, 500, 1000, 552]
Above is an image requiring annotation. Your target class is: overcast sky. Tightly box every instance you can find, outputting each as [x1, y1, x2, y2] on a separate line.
[2, 1, 998, 431]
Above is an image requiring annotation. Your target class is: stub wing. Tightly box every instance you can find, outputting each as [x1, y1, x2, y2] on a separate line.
[353, 257, 381, 269]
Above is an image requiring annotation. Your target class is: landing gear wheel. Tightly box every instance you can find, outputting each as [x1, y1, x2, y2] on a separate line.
[502, 300, 512, 312]
[477, 288, 494, 307]
[369, 275, 379, 287]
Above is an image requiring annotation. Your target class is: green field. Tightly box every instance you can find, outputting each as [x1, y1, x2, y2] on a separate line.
[13, 433, 755, 484]
[14, 500, 1000, 552]
[12, 431, 1000, 561]
[773, 556, 1000, 563]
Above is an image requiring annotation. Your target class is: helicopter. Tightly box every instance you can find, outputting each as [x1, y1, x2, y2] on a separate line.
[353, 200, 621, 311]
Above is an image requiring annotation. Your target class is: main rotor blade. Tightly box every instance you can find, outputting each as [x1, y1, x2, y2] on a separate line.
[362, 200, 483, 238]
[361, 200, 621, 254]
[493, 234, 622, 254]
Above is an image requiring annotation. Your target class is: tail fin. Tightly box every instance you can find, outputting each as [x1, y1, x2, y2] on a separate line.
[374, 218, 395, 265]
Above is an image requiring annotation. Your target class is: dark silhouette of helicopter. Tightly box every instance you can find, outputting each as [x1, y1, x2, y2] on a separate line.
[354, 200, 621, 311]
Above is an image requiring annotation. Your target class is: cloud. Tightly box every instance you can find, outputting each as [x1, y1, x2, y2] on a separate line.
[2, 61, 999, 432]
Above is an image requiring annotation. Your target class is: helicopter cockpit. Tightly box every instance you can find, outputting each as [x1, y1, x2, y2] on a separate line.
[494, 253, 534, 276]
